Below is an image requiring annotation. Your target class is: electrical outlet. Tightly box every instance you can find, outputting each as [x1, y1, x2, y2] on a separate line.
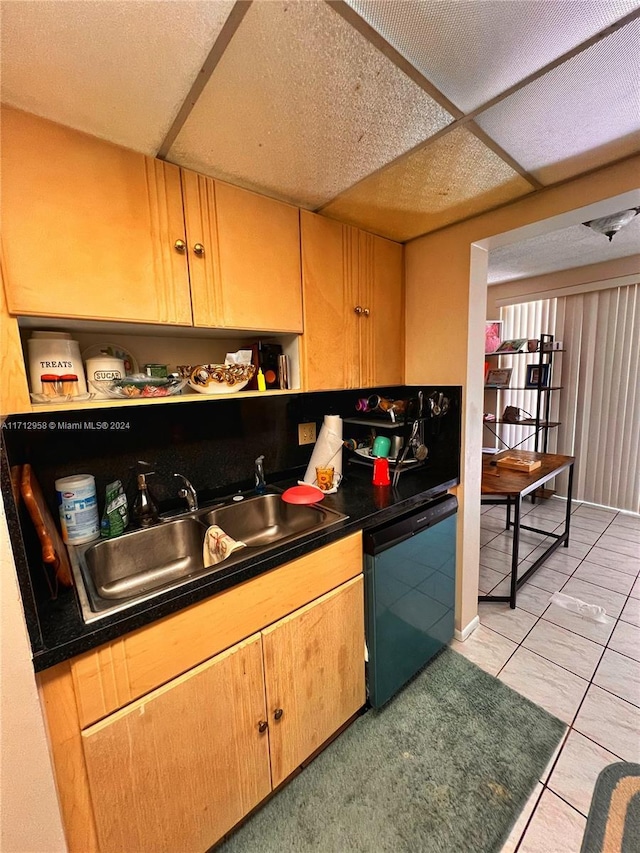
[298, 422, 317, 445]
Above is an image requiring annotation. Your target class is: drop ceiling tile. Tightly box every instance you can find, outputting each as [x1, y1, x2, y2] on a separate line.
[321, 127, 534, 242]
[475, 20, 640, 185]
[168, 0, 453, 209]
[347, 0, 640, 112]
[0, 0, 235, 154]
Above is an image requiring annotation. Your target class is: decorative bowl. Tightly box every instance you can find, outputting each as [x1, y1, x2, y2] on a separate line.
[187, 363, 256, 395]
[91, 375, 187, 399]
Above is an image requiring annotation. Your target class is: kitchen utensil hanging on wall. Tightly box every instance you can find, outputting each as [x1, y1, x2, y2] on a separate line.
[413, 391, 428, 461]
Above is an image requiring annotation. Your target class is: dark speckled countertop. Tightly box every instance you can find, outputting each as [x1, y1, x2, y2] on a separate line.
[31, 459, 458, 672]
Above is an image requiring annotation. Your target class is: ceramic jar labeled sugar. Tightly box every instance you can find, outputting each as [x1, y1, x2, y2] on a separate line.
[85, 353, 126, 398]
[27, 331, 87, 398]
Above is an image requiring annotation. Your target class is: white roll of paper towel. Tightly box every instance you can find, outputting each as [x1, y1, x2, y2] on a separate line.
[302, 415, 343, 489]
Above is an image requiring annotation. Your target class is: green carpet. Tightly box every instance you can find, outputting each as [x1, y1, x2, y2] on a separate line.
[581, 762, 640, 853]
[218, 648, 566, 852]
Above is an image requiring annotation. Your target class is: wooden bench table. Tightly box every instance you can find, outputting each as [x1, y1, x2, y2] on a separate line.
[479, 450, 576, 609]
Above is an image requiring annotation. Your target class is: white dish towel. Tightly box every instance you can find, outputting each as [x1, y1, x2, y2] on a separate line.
[203, 525, 246, 568]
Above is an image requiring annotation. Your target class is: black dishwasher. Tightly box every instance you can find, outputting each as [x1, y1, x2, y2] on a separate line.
[363, 494, 457, 708]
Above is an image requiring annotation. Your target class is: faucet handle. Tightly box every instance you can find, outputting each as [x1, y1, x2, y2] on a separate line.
[173, 474, 198, 511]
[132, 460, 156, 476]
[173, 473, 193, 486]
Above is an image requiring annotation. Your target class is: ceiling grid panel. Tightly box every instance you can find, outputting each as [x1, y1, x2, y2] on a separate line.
[321, 126, 534, 242]
[474, 19, 640, 185]
[344, 0, 640, 113]
[167, 0, 454, 209]
[157, 0, 253, 159]
[0, 0, 236, 155]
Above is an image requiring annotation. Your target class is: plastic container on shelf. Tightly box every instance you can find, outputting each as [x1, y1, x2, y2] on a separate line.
[55, 474, 100, 544]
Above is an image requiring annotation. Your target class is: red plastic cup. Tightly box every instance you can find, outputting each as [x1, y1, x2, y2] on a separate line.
[372, 457, 391, 486]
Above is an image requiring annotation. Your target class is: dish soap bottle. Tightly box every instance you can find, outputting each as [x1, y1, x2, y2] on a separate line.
[255, 455, 267, 494]
[132, 472, 159, 527]
[257, 368, 267, 391]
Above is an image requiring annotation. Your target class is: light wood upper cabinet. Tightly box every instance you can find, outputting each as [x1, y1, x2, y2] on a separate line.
[81, 635, 271, 853]
[180, 169, 223, 328]
[0, 253, 30, 415]
[300, 212, 360, 390]
[1, 107, 192, 325]
[263, 575, 365, 788]
[182, 173, 303, 332]
[2, 107, 303, 337]
[358, 230, 404, 388]
[301, 210, 404, 390]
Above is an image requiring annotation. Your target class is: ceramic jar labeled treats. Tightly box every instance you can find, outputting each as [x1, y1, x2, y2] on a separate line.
[27, 331, 87, 399]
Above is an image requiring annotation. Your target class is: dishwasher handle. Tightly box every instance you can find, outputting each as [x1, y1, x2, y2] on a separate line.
[364, 494, 457, 556]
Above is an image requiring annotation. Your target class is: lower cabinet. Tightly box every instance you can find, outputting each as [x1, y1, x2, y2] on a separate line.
[262, 575, 365, 788]
[82, 635, 272, 853]
[39, 538, 364, 853]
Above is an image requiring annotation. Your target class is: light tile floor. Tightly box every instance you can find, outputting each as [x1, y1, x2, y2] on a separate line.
[451, 498, 640, 853]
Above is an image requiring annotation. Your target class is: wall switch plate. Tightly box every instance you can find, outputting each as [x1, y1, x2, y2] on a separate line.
[298, 422, 316, 445]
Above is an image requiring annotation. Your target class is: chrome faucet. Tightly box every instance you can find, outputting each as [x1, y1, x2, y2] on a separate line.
[173, 474, 198, 511]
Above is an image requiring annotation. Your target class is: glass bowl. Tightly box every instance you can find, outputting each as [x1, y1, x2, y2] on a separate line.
[91, 375, 187, 399]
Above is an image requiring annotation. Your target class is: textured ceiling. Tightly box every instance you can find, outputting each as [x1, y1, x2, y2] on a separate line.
[475, 19, 640, 185]
[168, 0, 453, 208]
[0, 0, 235, 154]
[321, 126, 534, 241]
[488, 215, 640, 284]
[347, 0, 640, 112]
[1, 0, 639, 260]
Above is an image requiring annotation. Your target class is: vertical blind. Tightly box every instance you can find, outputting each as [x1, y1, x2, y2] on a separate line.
[557, 284, 639, 513]
[498, 283, 640, 513]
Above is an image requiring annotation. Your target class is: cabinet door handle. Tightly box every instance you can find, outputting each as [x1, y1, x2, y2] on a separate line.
[362, 307, 370, 317]
[273, 708, 283, 721]
[174, 239, 186, 253]
[193, 243, 205, 256]
[258, 720, 268, 733]
[354, 306, 363, 315]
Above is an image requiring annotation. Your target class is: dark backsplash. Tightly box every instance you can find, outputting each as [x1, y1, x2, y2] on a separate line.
[3, 385, 461, 517]
[2, 385, 461, 640]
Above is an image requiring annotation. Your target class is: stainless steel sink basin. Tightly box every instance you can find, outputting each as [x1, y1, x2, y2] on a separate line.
[198, 493, 336, 548]
[69, 491, 347, 622]
[84, 517, 206, 601]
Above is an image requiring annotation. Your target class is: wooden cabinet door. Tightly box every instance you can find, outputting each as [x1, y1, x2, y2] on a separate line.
[300, 211, 360, 390]
[359, 231, 404, 387]
[81, 634, 271, 853]
[1, 107, 192, 325]
[0, 256, 30, 415]
[214, 180, 302, 332]
[180, 168, 223, 328]
[262, 575, 365, 788]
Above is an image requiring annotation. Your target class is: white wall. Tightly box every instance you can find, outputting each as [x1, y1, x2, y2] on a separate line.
[0, 495, 67, 852]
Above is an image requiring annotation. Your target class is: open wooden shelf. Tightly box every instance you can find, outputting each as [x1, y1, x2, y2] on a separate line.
[29, 387, 297, 414]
